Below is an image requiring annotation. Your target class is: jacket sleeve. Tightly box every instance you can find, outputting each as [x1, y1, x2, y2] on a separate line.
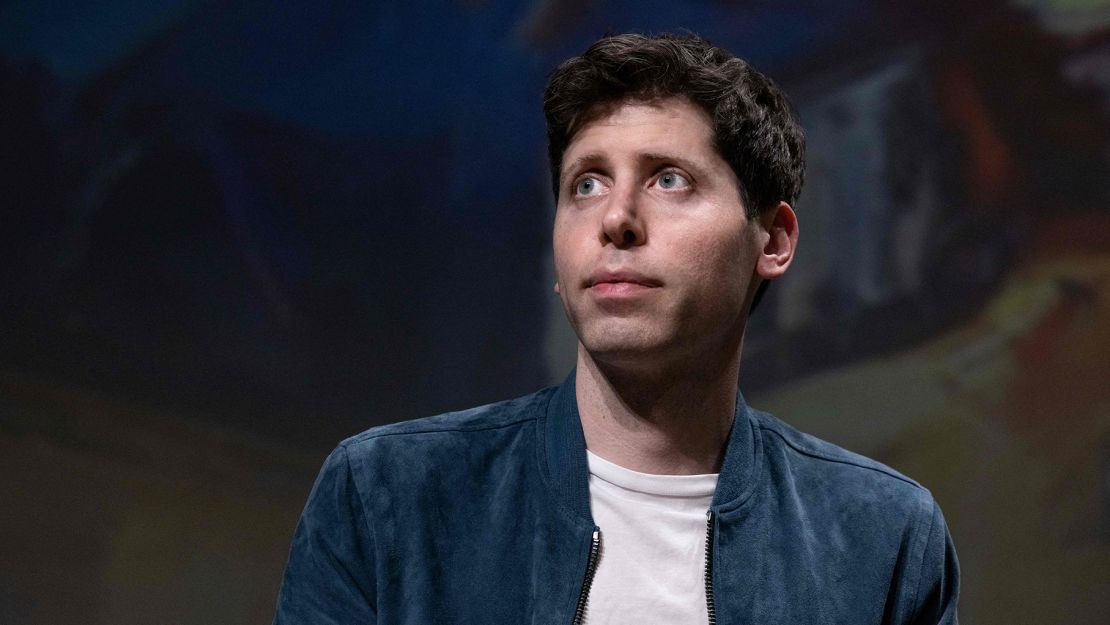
[273, 444, 377, 625]
[909, 499, 960, 625]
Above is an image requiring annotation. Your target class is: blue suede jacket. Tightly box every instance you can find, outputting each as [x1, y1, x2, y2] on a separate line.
[274, 374, 959, 624]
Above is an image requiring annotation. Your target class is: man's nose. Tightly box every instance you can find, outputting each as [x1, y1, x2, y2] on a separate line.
[601, 186, 646, 248]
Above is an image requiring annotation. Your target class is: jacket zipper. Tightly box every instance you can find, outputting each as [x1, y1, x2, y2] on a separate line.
[571, 528, 601, 625]
[704, 510, 717, 625]
[571, 516, 716, 625]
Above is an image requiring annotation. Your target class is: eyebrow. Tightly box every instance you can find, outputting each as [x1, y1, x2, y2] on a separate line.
[560, 151, 710, 188]
[560, 152, 606, 189]
[640, 152, 708, 176]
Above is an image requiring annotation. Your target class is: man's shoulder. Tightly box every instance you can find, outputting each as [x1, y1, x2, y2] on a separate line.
[323, 386, 555, 506]
[749, 407, 933, 506]
[339, 384, 555, 452]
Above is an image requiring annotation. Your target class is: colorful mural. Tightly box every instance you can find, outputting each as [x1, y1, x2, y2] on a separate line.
[1, 0, 1107, 623]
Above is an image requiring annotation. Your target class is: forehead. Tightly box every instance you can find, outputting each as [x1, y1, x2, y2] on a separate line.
[562, 97, 720, 170]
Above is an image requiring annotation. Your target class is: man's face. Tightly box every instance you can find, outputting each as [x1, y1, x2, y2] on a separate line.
[553, 96, 765, 367]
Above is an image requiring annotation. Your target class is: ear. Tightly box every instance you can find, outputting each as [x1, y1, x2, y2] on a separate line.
[755, 201, 798, 281]
[554, 281, 561, 294]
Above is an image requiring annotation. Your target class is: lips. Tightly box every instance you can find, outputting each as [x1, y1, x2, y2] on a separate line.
[585, 270, 662, 293]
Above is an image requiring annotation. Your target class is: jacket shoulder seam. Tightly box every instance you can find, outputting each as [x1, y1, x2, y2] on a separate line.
[344, 413, 537, 445]
[909, 499, 940, 618]
[757, 423, 925, 491]
[335, 443, 379, 613]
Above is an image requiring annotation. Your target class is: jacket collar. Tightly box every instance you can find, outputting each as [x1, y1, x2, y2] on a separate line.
[540, 370, 761, 522]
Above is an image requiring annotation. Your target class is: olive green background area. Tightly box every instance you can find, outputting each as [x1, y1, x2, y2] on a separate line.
[0, 378, 318, 624]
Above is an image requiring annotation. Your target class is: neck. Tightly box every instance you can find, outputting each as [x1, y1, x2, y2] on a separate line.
[575, 343, 742, 475]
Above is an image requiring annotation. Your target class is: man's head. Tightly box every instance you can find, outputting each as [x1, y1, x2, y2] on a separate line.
[543, 33, 805, 218]
[545, 33, 803, 373]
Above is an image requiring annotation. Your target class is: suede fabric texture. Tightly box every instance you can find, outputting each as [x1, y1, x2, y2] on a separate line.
[274, 373, 959, 624]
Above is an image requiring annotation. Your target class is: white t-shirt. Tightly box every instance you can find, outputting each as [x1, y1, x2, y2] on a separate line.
[583, 450, 719, 625]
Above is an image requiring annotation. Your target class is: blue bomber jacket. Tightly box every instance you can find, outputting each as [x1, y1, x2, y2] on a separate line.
[273, 374, 959, 624]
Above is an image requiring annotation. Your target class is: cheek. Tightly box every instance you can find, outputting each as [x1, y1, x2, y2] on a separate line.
[672, 232, 755, 319]
[672, 228, 751, 281]
[552, 219, 592, 290]
[551, 218, 575, 272]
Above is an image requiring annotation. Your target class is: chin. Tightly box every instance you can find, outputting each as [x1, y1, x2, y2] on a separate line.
[576, 324, 671, 362]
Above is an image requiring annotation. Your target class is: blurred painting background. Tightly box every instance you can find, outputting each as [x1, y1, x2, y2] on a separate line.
[2, 1, 1108, 623]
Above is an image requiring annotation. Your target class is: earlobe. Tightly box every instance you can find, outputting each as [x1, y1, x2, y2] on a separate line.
[756, 201, 799, 281]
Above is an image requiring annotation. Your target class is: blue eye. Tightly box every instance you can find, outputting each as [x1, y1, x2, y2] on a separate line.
[656, 172, 690, 190]
[575, 176, 603, 197]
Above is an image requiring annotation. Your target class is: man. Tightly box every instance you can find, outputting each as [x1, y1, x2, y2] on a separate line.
[274, 33, 959, 624]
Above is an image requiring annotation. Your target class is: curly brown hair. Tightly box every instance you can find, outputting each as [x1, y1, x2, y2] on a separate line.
[543, 33, 805, 217]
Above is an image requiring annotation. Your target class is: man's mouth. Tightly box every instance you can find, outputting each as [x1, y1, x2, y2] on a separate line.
[585, 270, 662, 295]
